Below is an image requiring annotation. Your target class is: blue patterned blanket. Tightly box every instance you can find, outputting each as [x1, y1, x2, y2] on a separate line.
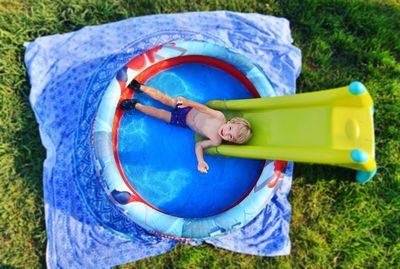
[25, 11, 301, 268]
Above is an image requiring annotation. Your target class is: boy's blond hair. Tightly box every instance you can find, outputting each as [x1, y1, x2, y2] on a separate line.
[228, 117, 252, 144]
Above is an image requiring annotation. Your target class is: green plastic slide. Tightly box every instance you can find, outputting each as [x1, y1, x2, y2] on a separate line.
[206, 82, 377, 183]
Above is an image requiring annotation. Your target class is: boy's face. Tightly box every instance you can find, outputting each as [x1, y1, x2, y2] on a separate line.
[218, 122, 240, 142]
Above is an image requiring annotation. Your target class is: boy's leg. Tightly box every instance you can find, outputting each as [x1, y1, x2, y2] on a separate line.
[140, 85, 177, 108]
[136, 103, 171, 123]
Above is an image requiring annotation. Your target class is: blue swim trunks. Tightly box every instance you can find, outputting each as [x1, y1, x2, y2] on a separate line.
[170, 105, 193, 128]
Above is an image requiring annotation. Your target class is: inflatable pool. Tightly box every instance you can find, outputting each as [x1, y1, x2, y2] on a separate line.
[93, 40, 288, 239]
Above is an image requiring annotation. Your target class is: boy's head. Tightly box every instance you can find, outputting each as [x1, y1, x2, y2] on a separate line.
[218, 117, 252, 144]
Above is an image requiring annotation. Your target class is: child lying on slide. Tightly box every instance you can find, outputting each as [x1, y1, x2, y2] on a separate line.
[120, 79, 252, 173]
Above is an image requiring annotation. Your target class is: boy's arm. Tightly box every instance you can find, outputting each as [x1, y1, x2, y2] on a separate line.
[178, 97, 224, 119]
[195, 139, 221, 173]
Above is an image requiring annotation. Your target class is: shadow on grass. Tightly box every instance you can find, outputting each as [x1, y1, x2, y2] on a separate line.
[293, 163, 355, 184]
[0, 265, 20, 269]
[11, 69, 47, 268]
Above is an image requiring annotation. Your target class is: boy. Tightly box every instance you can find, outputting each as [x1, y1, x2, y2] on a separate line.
[120, 79, 252, 173]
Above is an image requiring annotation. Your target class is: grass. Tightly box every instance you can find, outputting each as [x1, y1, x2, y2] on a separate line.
[0, 0, 399, 268]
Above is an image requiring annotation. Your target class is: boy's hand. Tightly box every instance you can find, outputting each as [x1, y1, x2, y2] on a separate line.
[197, 161, 209, 173]
[176, 96, 190, 108]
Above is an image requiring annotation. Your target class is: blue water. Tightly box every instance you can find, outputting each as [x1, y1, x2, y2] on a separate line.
[118, 63, 264, 218]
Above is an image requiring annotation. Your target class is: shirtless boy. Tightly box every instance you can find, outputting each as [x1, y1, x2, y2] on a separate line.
[120, 79, 252, 173]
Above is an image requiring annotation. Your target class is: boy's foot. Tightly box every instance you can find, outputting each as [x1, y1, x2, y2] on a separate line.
[127, 79, 143, 93]
[120, 99, 139, 110]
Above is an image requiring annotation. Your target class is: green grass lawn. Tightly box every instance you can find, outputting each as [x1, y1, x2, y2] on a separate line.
[1, 0, 399, 268]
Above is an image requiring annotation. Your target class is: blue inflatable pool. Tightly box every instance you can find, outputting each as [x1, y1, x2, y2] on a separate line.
[93, 40, 287, 239]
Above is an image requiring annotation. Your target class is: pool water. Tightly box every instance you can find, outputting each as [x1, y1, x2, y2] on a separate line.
[118, 63, 264, 218]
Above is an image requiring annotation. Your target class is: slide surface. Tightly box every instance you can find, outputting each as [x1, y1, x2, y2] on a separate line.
[207, 82, 376, 183]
